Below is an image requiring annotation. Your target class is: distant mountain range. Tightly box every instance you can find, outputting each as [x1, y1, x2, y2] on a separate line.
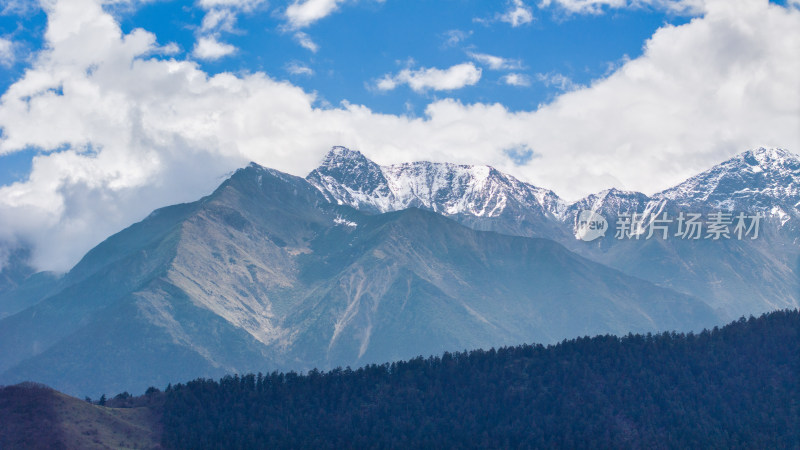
[311, 146, 800, 318]
[0, 146, 797, 397]
[310, 146, 799, 227]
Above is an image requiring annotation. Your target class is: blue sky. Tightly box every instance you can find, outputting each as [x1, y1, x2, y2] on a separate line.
[0, 0, 798, 270]
[112, 0, 689, 113]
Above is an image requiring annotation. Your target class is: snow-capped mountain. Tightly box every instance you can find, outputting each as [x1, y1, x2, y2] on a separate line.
[307, 146, 800, 319]
[305, 147, 394, 213]
[308, 146, 799, 233]
[560, 188, 668, 236]
[567, 188, 653, 216]
[307, 147, 568, 239]
[559, 147, 799, 228]
[655, 147, 800, 226]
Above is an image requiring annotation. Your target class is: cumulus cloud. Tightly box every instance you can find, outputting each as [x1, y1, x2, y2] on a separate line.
[0, 37, 13, 66]
[376, 63, 483, 92]
[0, 0, 798, 272]
[502, 73, 531, 86]
[286, 0, 344, 29]
[192, 35, 236, 60]
[500, 0, 534, 26]
[468, 52, 522, 70]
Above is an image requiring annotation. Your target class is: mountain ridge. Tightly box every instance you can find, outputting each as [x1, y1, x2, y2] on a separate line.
[307, 146, 799, 319]
[2, 146, 797, 397]
[0, 160, 718, 397]
[307, 146, 800, 223]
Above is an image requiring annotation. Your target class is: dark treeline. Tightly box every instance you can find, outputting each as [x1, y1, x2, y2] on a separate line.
[161, 310, 799, 449]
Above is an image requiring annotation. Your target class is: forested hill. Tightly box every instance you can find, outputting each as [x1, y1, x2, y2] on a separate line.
[161, 309, 799, 449]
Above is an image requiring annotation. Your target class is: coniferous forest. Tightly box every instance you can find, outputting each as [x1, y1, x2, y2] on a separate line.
[158, 310, 799, 449]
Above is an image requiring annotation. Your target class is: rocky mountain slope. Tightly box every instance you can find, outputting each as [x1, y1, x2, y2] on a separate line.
[310, 147, 800, 319]
[0, 163, 716, 397]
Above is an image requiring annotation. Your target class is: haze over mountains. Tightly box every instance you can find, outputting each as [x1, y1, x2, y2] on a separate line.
[0, 146, 797, 397]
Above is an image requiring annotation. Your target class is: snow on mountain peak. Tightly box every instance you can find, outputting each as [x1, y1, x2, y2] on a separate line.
[307, 146, 565, 218]
[306, 147, 393, 211]
[562, 187, 658, 221]
[320, 146, 371, 168]
[655, 147, 800, 213]
[744, 147, 796, 166]
[307, 145, 798, 235]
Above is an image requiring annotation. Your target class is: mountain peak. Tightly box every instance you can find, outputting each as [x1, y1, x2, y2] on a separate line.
[319, 146, 373, 169]
[312, 146, 386, 188]
[743, 146, 795, 158]
[738, 147, 798, 169]
[307, 149, 568, 226]
[233, 162, 298, 185]
[306, 147, 391, 212]
[563, 187, 654, 221]
[599, 187, 645, 198]
[655, 147, 800, 213]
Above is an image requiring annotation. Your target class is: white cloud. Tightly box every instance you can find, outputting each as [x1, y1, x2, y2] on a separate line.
[293, 31, 319, 52]
[285, 0, 344, 29]
[535, 72, 579, 91]
[500, 0, 534, 26]
[442, 29, 471, 48]
[377, 63, 483, 92]
[198, 0, 265, 11]
[0, 37, 13, 66]
[192, 35, 236, 60]
[538, 0, 706, 15]
[191, 0, 264, 71]
[0, 0, 798, 272]
[201, 8, 238, 33]
[286, 61, 314, 75]
[502, 73, 531, 86]
[155, 42, 181, 55]
[195, 0, 266, 54]
[468, 52, 522, 70]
